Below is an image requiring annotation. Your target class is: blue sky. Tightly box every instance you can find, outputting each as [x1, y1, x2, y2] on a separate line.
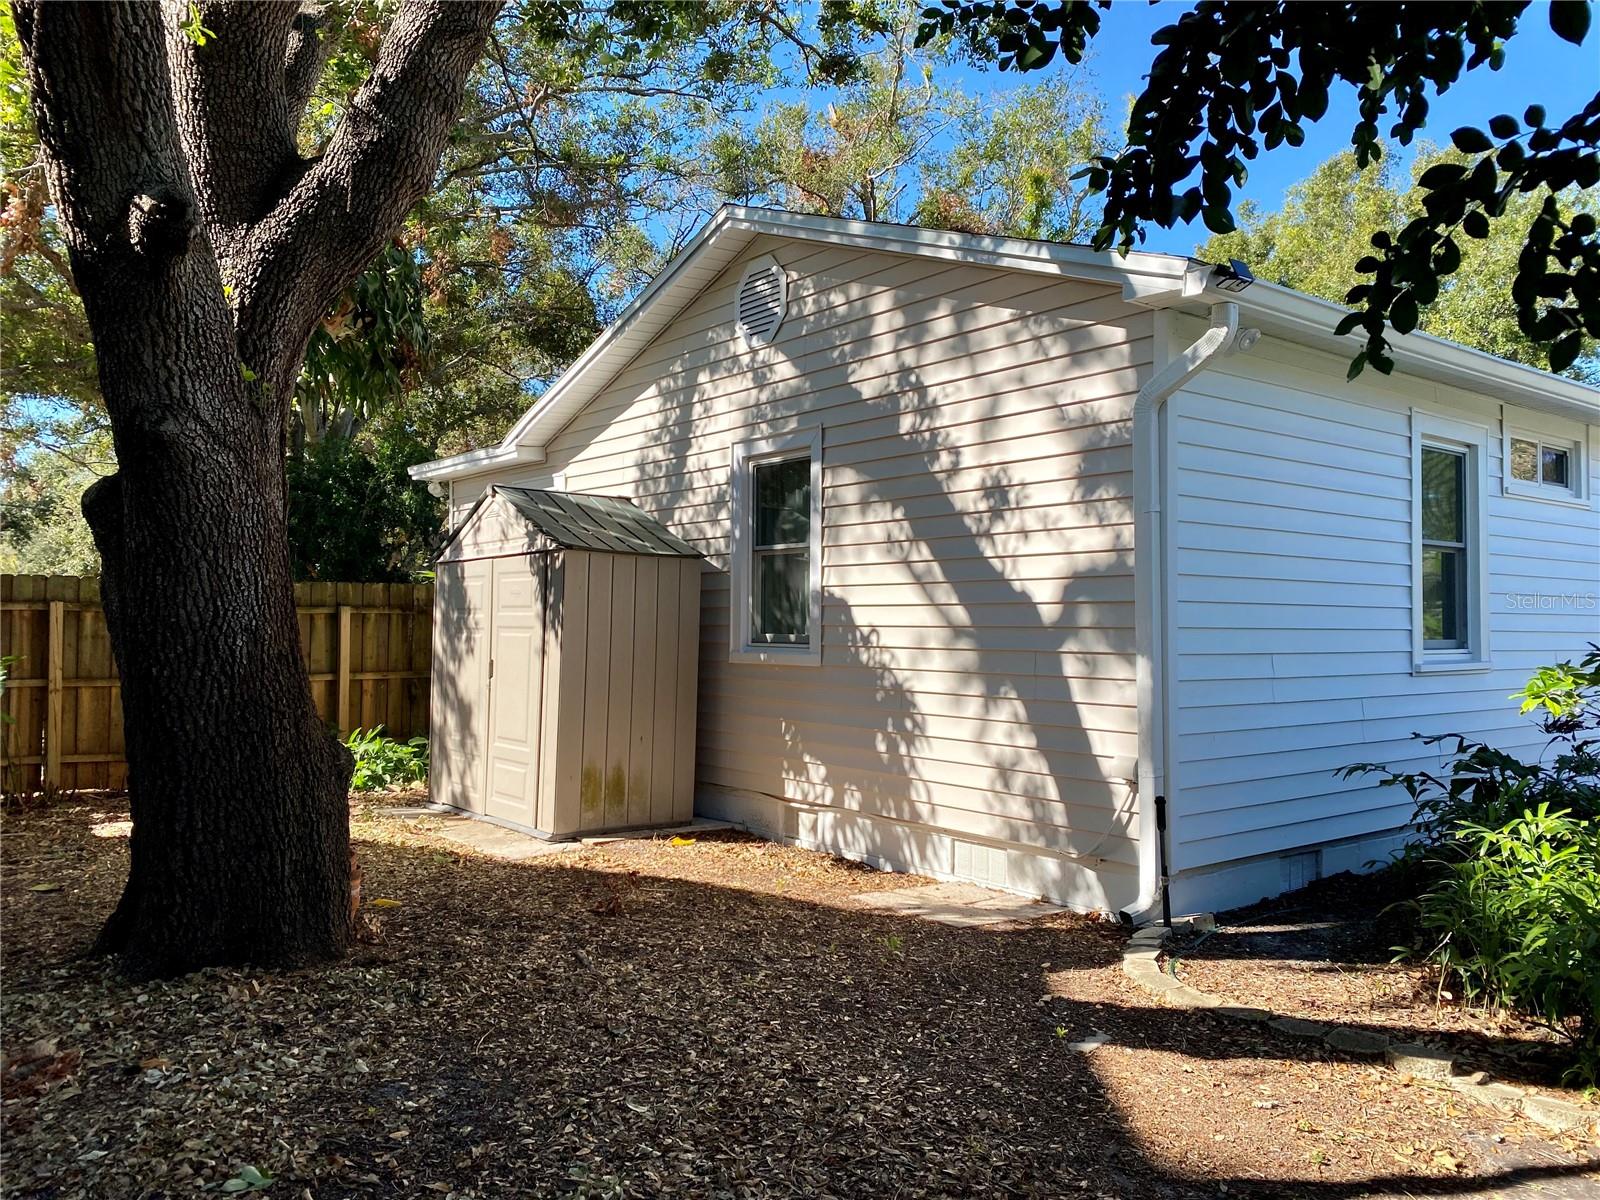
[933, 0, 1599, 254]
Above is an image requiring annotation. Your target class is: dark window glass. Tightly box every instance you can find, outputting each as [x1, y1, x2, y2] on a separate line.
[1421, 447, 1463, 543]
[1420, 446, 1468, 650]
[751, 455, 810, 644]
[754, 457, 810, 547]
[753, 551, 808, 642]
[1541, 446, 1570, 488]
[1421, 547, 1463, 645]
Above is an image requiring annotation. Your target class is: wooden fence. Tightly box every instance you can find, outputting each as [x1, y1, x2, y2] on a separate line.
[1, 575, 433, 794]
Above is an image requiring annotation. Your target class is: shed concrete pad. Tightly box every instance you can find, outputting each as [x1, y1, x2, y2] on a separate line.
[852, 881, 1066, 927]
[390, 810, 582, 861]
[579, 819, 735, 845]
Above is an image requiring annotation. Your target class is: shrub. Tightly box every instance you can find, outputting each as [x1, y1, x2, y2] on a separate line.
[344, 726, 428, 791]
[1341, 644, 1600, 1085]
[1415, 805, 1599, 1084]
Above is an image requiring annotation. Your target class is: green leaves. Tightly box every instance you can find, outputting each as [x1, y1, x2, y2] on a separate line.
[221, 1165, 272, 1194]
[1487, 112, 1521, 139]
[1346, 647, 1600, 1085]
[1549, 0, 1592, 46]
[345, 726, 429, 791]
[938, 0, 1600, 377]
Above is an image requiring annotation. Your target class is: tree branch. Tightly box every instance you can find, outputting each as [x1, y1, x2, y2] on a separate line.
[163, 1, 303, 241]
[234, 0, 501, 387]
[283, 3, 335, 130]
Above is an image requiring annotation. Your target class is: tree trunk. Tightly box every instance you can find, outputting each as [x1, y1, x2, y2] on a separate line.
[13, 0, 499, 976]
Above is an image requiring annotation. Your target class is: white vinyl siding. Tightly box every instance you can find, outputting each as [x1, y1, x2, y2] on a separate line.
[1167, 315, 1600, 872]
[464, 234, 1151, 892]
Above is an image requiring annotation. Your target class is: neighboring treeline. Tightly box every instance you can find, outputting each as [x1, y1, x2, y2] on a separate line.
[1199, 147, 1600, 380]
[1, 2, 1589, 580]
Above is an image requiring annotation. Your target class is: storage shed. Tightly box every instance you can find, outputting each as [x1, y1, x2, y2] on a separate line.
[430, 486, 702, 837]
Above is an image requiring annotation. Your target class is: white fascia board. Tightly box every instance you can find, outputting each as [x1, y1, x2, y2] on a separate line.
[1135, 275, 1600, 425]
[728, 206, 1192, 291]
[408, 442, 544, 482]
[410, 207, 1597, 484]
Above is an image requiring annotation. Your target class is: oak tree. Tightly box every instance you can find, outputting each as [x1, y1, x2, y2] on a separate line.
[11, 0, 500, 974]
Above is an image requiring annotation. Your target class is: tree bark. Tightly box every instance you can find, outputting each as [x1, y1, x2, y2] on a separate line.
[12, 0, 499, 976]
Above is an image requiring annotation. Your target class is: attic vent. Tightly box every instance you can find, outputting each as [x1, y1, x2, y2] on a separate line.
[735, 255, 787, 346]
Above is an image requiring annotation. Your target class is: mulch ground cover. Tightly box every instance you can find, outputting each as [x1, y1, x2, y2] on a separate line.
[1164, 871, 1597, 1096]
[3, 795, 1596, 1199]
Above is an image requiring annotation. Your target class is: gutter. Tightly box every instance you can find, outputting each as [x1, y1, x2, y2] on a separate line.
[1122, 301, 1260, 925]
[408, 442, 544, 484]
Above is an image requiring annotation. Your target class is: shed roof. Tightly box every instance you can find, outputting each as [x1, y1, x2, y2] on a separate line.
[449, 487, 701, 558]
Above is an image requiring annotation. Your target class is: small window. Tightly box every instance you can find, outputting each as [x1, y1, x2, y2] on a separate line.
[730, 429, 822, 665]
[1412, 411, 1490, 673]
[1504, 423, 1585, 503]
[751, 457, 811, 644]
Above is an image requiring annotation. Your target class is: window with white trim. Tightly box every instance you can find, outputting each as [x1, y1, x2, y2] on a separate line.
[1503, 415, 1586, 504]
[730, 429, 822, 665]
[1412, 411, 1490, 672]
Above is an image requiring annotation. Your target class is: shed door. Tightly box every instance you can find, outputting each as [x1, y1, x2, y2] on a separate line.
[484, 555, 545, 827]
[431, 558, 491, 813]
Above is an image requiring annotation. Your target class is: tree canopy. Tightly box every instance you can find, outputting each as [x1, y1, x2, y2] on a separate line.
[920, 0, 1600, 378]
[3, 0, 1111, 579]
[1199, 146, 1599, 380]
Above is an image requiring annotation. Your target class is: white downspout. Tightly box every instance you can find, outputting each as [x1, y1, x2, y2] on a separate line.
[1122, 302, 1258, 923]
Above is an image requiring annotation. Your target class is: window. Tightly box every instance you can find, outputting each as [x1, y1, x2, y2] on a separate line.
[730, 429, 822, 664]
[1503, 416, 1586, 504]
[751, 457, 810, 643]
[1412, 411, 1490, 673]
[1420, 447, 1468, 648]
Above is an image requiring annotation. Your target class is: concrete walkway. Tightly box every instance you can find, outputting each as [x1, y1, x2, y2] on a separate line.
[852, 881, 1066, 928]
[381, 807, 732, 861]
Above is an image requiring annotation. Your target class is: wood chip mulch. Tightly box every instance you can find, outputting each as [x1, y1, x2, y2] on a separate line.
[3, 798, 1596, 1199]
[1163, 871, 1599, 1096]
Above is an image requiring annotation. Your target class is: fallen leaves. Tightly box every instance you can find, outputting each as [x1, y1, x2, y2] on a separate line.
[1, 1037, 80, 1100]
[2, 797, 1595, 1199]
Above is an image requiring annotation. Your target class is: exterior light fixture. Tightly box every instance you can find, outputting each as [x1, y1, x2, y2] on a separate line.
[1213, 258, 1255, 293]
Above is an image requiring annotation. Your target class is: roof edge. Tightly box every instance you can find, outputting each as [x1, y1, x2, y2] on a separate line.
[411, 208, 1598, 483]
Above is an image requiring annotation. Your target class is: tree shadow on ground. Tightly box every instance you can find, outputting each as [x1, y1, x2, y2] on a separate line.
[3, 809, 1593, 1199]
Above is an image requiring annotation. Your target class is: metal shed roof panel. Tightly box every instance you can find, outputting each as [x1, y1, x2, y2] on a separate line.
[494, 487, 701, 557]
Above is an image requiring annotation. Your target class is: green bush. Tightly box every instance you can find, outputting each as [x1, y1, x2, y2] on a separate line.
[1416, 805, 1599, 1084]
[344, 726, 429, 791]
[1341, 644, 1600, 1085]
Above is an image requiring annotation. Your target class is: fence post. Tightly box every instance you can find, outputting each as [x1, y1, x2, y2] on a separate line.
[337, 604, 353, 735]
[44, 599, 64, 789]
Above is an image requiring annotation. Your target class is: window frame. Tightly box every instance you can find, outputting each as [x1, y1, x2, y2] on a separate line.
[729, 427, 823, 666]
[1411, 409, 1491, 675]
[1501, 408, 1588, 507]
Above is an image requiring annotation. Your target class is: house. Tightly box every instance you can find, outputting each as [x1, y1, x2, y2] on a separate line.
[410, 206, 1600, 920]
